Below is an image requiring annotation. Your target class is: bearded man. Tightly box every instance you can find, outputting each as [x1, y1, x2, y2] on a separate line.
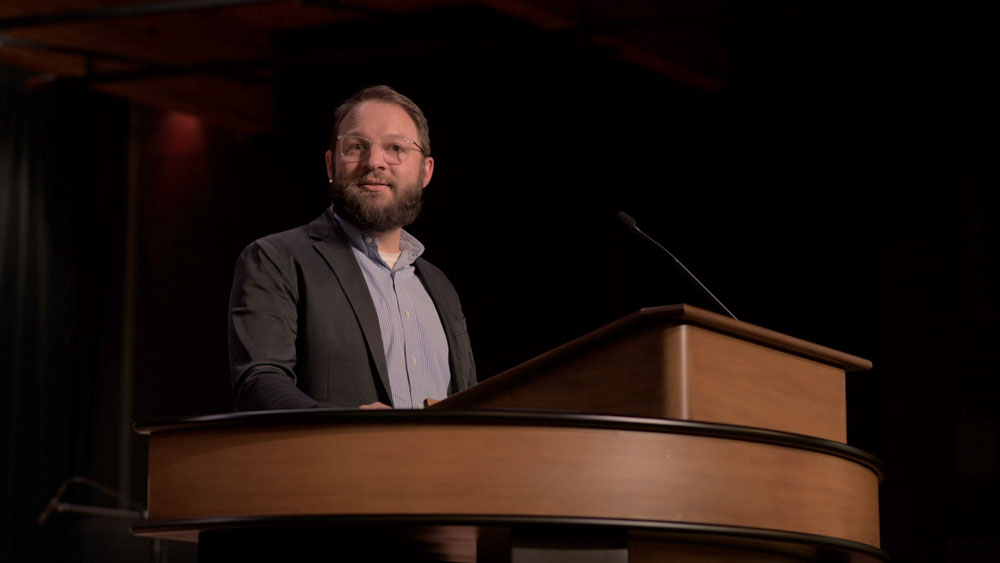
[229, 85, 477, 411]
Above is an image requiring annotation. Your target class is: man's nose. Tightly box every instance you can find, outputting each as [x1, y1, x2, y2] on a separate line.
[363, 144, 387, 169]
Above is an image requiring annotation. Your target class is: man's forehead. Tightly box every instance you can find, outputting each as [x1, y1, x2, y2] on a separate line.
[340, 100, 418, 137]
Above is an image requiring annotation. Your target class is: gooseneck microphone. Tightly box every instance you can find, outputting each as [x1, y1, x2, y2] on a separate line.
[617, 211, 738, 320]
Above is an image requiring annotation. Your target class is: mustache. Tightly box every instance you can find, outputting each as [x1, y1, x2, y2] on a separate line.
[347, 173, 396, 190]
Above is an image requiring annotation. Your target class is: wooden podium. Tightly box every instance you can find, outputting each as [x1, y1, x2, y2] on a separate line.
[133, 305, 884, 562]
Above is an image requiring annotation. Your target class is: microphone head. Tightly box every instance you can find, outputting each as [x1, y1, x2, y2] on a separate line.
[616, 211, 638, 230]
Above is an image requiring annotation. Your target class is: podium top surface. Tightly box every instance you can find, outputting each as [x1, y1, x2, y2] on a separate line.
[531, 304, 872, 371]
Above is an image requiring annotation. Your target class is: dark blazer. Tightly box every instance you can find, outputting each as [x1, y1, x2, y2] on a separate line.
[228, 212, 477, 411]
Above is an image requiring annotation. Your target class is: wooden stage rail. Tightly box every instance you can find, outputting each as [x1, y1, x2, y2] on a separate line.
[132, 410, 885, 562]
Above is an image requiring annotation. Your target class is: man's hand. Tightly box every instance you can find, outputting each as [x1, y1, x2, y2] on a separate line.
[359, 401, 392, 410]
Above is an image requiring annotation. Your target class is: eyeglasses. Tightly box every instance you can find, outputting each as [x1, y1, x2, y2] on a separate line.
[337, 135, 426, 164]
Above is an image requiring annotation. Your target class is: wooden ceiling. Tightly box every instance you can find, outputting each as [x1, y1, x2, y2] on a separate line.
[0, 0, 728, 132]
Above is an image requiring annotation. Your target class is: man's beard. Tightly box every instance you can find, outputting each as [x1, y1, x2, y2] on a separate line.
[330, 169, 423, 233]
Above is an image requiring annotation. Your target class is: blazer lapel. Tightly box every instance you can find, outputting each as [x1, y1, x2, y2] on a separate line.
[415, 259, 466, 392]
[308, 214, 392, 403]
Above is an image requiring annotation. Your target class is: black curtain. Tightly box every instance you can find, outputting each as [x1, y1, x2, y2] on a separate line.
[1, 65, 150, 562]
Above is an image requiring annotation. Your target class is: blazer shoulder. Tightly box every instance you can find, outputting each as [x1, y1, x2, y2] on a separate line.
[232, 226, 318, 283]
[239, 222, 327, 261]
[254, 224, 314, 253]
[242, 212, 343, 257]
[415, 257, 457, 292]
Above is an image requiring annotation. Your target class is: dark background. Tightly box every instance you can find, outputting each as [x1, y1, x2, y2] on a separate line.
[2, 2, 998, 562]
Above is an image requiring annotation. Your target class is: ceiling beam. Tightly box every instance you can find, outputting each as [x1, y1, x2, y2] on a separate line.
[0, 31, 161, 67]
[0, 0, 282, 30]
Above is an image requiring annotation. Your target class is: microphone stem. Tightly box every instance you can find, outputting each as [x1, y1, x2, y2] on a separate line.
[632, 226, 738, 321]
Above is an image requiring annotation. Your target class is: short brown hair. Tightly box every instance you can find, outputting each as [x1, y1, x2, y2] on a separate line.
[329, 85, 431, 156]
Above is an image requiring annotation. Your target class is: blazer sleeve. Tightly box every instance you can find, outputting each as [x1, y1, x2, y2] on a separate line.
[228, 239, 322, 411]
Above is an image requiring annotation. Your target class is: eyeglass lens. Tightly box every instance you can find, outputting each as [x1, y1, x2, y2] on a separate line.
[340, 136, 416, 164]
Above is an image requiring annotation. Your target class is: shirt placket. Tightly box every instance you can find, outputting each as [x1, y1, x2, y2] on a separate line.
[366, 242, 406, 408]
[394, 268, 420, 407]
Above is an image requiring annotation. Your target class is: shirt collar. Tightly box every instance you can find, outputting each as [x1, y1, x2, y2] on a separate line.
[327, 206, 424, 269]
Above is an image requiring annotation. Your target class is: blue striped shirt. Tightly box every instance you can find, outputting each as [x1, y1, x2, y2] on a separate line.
[331, 210, 451, 408]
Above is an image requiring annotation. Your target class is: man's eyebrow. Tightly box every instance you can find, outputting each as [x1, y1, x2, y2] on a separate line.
[383, 134, 417, 142]
[341, 131, 415, 141]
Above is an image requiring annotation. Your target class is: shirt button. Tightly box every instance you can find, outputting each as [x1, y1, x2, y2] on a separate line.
[404, 311, 411, 319]
[411, 357, 417, 365]
[364, 236, 373, 244]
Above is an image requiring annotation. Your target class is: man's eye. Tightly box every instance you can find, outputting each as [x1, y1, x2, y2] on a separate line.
[387, 143, 406, 154]
[347, 142, 366, 151]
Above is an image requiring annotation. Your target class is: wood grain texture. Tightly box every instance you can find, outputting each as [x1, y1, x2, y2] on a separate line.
[668, 325, 847, 442]
[434, 328, 670, 417]
[144, 420, 880, 547]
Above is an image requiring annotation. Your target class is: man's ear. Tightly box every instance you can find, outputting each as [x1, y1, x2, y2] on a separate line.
[325, 150, 334, 180]
[421, 156, 435, 188]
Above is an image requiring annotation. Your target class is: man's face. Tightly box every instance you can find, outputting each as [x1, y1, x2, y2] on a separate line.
[325, 100, 434, 234]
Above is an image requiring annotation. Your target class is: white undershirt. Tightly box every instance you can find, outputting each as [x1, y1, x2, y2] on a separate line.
[379, 250, 400, 269]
